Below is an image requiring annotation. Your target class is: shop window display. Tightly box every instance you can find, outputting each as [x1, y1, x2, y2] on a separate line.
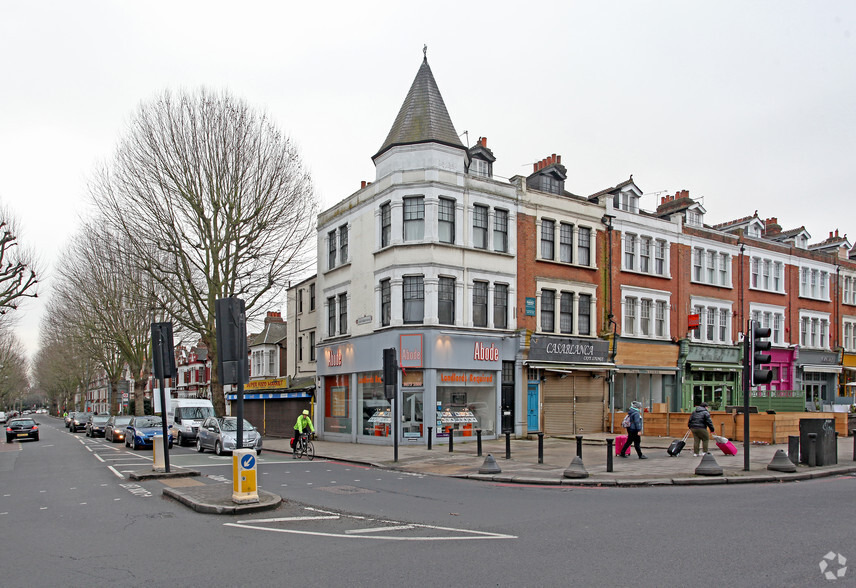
[436, 371, 497, 437]
[358, 372, 390, 437]
[324, 374, 352, 434]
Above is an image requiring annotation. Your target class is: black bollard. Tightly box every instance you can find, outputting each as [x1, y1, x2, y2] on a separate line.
[448, 428, 454, 453]
[788, 435, 799, 465]
[808, 433, 817, 467]
[576, 435, 583, 458]
[427, 426, 433, 451]
[537, 432, 544, 464]
[505, 431, 511, 460]
[606, 438, 614, 472]
[476, 429, 482, 457]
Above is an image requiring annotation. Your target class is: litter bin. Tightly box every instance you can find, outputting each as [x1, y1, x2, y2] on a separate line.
[799, 419, 837, 466]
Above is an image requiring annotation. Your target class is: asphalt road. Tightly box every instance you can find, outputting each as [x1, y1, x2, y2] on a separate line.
[2, 416, 853, 587]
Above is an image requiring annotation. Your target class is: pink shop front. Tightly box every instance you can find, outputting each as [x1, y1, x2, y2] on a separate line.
[315, 330, 518, 445]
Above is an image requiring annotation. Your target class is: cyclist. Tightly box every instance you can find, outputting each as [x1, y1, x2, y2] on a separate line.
[293, 409, 315, 458]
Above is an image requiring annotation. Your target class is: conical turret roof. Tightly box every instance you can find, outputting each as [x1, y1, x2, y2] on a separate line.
[373, 55, 464, 161]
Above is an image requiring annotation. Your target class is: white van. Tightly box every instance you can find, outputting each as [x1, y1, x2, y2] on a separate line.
[165, 399, 215, 446]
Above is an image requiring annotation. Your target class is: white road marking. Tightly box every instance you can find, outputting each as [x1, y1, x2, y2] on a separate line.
[224, 521, 516, 541]
[0, 512, 7, 515]
[107, 466, 124, 479]
[40, 507, 47, 510]
[40, 490, 46, 493]
[85, 446, 93, 452]
[80, 502, 87, 505]
[94, 454, 105, 462]
[346, 525, 414, 534]
[237, 516, 340, 523]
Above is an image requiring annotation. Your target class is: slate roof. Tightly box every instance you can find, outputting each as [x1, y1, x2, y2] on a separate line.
[251, 321, 287, 347]
[373, 56, 464, 160]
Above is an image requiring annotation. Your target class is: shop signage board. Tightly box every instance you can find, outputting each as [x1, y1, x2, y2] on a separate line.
[528, 334, 609, 363]
[399, 334, 423, 368]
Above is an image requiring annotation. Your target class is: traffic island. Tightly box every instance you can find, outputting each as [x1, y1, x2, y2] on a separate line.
[129, 467, 201, 481]
[162, 484, 283, 515]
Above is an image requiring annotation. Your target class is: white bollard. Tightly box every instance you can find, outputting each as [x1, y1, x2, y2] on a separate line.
[153, 435, 166, 472]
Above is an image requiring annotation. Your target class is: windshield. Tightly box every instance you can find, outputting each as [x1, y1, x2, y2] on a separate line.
[92, 416, 109, 424]
[134, 417, 162, 428]
[112, 416, 132, 426]
[220, 418, 254, 432]
[11, 419, 35, 427]
[177, 406, 214, 420]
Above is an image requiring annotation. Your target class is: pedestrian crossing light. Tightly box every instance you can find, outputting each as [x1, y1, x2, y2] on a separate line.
[750, 321, 773, 386]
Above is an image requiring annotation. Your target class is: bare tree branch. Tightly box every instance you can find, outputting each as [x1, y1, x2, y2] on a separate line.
[92, 88, 317, 415]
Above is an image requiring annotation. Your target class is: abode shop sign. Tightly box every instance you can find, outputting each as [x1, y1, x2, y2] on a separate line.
[528, 335, 609, 363]
[473, 342, 500, 361]
[327, 348, 343, 367]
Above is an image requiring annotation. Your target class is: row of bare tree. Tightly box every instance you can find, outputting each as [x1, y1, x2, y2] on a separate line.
[32, 88, 317, 416]
[0, 202, 40, 410]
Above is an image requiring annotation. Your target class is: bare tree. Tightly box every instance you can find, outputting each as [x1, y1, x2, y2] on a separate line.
[0, 202, 40, 318]
[0, 326, 30, 410]
[34, 313, 94, 414]
[92, 88, 317, 415]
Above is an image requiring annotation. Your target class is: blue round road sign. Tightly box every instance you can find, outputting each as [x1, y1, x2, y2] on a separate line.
[241, 454, 255, 469]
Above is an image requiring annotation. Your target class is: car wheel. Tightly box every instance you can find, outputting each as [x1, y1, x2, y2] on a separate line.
[130, 437, 137, 450]
[5, 435, 11, 443]
[196, 438, 204, 453]
[214, 441, 223, 456]
[33, 435, 39, 442]
[176, 433, 183, 447]
[256, 449, 262, 455]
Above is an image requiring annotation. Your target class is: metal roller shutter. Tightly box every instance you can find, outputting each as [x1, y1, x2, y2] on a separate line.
[572, 376, 606, 434]
[543, 376, 573, 435]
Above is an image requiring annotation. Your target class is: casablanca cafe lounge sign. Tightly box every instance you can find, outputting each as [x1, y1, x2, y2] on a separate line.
[528, 334, 609, 364]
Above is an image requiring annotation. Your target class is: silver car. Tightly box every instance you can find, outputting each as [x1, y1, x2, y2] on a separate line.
[195, 417, 262, 456]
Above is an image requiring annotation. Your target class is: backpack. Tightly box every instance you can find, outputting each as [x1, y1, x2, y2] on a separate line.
[621, 413, 632, 428]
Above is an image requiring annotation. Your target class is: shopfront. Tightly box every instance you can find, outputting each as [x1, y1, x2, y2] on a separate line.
[613, 339, 679, 413]
[680, 342, 742, 411]
[841, 353, 856, 405]
[796, 348, 841, 409]
[225, 377, 314, 438]
[523, 334, 613, 436]
[315, 330, 517, 445]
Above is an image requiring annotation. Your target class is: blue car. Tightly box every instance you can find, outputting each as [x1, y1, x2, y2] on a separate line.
[125, 416, 173, 450]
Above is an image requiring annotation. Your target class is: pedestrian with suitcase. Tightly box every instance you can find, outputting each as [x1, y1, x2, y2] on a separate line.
[687, 401, 716, 457]
[619, 401, 648, 459]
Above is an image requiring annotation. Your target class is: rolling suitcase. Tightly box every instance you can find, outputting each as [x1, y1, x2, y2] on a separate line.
[667, 430, 690, 457]
[615, 435, 630, 456]
[714, 435, 738, 456]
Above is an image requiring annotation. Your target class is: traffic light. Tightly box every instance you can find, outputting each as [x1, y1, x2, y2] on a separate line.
[382, 348, 398, 400]
[750, 320, 773, 386]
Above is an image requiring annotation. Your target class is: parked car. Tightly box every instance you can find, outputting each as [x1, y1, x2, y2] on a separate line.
[125, 416, 173, 450]
[64, 413, 73, 428]
[195, 417, 263, 456]
[85, 414, 110, 437]
[0, 411, 7, 424]
[105, 415, 132, 443]
[6, 417, 39, 443]
[68, 412, 88, 433]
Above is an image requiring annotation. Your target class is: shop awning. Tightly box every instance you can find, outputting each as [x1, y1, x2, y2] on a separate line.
[686, 362, 743, 372]
[801, 364, 842, 374]
[524, 360, 616, 373]
[615, 366, 679, 374]
[226, 391, 313, 401]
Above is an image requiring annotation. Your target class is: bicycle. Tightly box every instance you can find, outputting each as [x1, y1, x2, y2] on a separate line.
[294, 432, 315, 460]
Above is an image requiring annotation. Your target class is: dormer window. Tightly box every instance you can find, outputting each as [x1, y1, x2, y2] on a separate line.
[687, 210, 702, 227]
[614, 192, 640, 213]
[470, 158, 491, 178]
[796, 235, 807, 249]
[539, 175, 561, 194]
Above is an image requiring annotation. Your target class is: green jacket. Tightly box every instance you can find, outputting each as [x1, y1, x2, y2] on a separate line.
[294, 415, 314, 434]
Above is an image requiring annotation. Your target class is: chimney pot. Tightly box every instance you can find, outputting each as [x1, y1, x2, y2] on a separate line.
[361, 180, 366, 189]
[551, 153, 556, 164]
[533, 162, 538, 173]
[556, 155, 561, 164]
[830, 231, 834, 239]
[481, 137, 487, 147]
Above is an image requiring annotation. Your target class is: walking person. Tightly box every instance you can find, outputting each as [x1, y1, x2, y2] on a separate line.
[688, 401, 716, 456]
[619, 401, 647, 459]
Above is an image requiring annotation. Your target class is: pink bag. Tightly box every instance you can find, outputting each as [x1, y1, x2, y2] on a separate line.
[716, 439, 737, 455]
[615, 435, 630, 456]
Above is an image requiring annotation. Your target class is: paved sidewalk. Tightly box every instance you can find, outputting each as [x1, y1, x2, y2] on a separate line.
[263, 433, 856, 486]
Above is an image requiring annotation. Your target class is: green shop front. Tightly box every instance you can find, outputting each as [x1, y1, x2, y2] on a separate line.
[679, 341, 743, 411]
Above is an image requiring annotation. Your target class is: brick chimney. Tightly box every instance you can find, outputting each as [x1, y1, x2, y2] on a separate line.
[763, 217, 781, 237]
[264, 311, 284, 324]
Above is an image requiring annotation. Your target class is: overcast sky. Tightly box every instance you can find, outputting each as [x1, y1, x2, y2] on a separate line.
[2, 1, 854, 360]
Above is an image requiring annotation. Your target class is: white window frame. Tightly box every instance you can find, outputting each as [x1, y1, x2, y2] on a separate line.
[799, 309, 830, 349]
[690, 297, 733, 344]
[621, 286, 671, 340]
